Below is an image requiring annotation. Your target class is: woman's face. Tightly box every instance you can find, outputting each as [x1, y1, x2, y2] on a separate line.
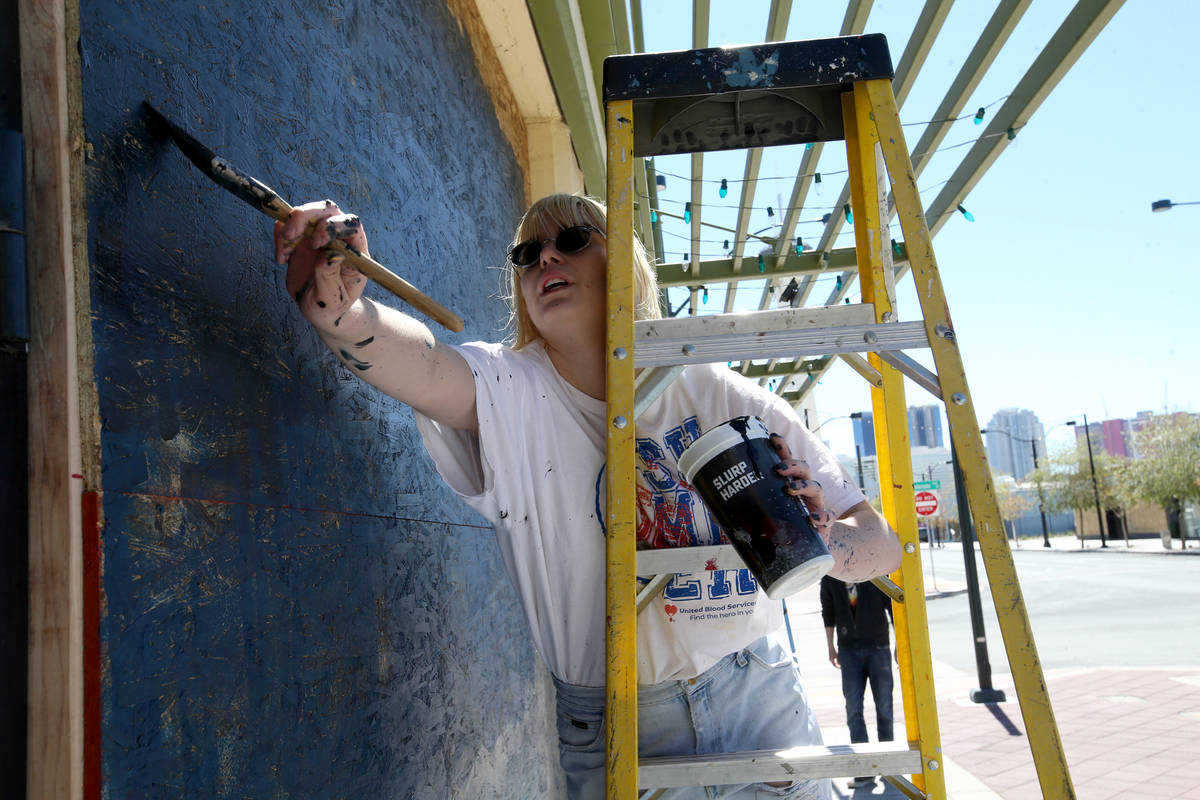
[517, 225, 608, 346]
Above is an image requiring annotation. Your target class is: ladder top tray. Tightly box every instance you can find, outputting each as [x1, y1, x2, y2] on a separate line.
[603, 35, 895, 156]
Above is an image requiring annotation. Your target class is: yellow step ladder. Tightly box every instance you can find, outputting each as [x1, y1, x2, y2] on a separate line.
[601, 35, 1076, 799]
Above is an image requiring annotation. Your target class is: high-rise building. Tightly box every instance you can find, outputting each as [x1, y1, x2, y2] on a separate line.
[852, 411, 876, 457]
[984, 408, 1045, 479]
[908, 405, 944, 448]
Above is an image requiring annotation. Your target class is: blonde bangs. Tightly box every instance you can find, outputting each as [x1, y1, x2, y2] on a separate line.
[505, 193, 662, 349]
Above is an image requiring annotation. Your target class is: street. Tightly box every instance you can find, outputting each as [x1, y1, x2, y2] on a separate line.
[921, 539, 1200, 673]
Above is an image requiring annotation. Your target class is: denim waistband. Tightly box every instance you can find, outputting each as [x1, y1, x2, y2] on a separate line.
[552, 635, 774, 711]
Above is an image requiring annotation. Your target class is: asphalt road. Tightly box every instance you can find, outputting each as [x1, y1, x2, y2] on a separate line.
[919, 540, 1200, 674]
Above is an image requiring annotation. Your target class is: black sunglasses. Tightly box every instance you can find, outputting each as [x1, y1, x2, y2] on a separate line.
[509, 225, 601, 269]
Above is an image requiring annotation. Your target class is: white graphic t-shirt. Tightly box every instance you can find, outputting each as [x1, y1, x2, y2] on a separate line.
[415, 340, 864, 686]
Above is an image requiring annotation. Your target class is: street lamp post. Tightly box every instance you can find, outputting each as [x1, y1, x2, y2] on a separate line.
[811, 410, 864, 433]
[1067, 415, 1107, 548]
[1151, 198, 1200, 212]
[812, 411, 866, 489]
[951, 443, 1005, 704]
[981, 427, 1051, 548]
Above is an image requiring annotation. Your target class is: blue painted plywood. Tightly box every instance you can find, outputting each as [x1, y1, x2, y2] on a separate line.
[77, 0, 563, 796]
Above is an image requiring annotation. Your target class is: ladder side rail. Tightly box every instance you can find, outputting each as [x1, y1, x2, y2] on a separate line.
[844, 86, 946, 800]
[605, 99, 639, 800]
[865, 77, 1076, 800]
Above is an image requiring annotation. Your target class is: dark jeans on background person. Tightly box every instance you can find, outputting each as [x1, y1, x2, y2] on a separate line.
[838, 645, 893, 743]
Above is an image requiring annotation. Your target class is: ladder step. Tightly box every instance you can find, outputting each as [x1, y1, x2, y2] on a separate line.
[639, 742, 923, 788]
[636, 544, 745, 575]
[633, 306, 928, 367]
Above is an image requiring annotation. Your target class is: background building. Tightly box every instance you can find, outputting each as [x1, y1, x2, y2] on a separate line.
[853, 410, 876, 457]
[985, 408, 1046, 479]
[908, 404, 945, 448]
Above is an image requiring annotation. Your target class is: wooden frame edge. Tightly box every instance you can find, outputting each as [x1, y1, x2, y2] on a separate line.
[20, 0, 86, 797]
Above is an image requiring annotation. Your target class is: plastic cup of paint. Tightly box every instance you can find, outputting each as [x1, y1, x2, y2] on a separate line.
[677, 416, 834, 599]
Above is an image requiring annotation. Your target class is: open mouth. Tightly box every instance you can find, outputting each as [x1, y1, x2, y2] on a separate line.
[541, 277, 570, 294]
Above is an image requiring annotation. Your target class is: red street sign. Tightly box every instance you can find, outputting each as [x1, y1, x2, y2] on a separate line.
[914, 490, 939, 516]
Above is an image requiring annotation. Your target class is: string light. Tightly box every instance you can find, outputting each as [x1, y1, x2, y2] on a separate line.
[658, 224, 860, 257]
[650, 209, 658, 223]
[974, 107, 985, 125]
[684, 202, 692, 223]
[956, 204, 975, 222]
[757, 254, 766, 272]
[646, 117, 1022, 190]
[766, 206, 775, 220]
[719, 178, 728, 198]
[656, 174, 667, 189]
[892, 239, 902, 257]
[702, 286, 709, 304]
[795, 236, 803, 255]
[843, 204, 853, 224]
[835, 275, 843, 291]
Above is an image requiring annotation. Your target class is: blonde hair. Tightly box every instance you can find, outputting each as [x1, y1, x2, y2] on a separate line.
[504, 193, 662, 349]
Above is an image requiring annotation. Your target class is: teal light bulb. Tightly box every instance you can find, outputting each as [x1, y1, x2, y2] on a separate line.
[723, 239, 729, 250]
[650, 209, 658, 223]
[719, 179, 728, 199]
[757, 254, 765, 273]
[892, 239, 902, 257]
[843, 204, 853, 225]
[795, 236, 802, 255]
[684, 202, 692, 224]
[974, 107, 985, 125]
[835, 275, 843, 291]
[702, 287, 709, 304]
[957, 204, 975, 222]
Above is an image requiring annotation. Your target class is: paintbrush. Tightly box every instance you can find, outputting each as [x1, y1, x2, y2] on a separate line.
[143, 103, 464, 332]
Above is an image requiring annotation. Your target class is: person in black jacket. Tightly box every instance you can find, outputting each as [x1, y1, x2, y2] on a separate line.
[820, 575, 895, 789]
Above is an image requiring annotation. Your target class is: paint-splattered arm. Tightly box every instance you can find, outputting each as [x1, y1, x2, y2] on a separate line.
[823, 501, 901, 582]
[274, 201, 478, 431]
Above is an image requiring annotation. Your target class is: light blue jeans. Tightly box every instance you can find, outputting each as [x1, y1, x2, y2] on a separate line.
[553, 636, 832, 799]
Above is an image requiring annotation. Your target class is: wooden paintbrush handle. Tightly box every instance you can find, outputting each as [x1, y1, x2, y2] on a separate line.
[326, 238, 465, 332]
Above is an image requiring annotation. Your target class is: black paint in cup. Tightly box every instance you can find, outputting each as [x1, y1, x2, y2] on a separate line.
[677, 416, 834, 599]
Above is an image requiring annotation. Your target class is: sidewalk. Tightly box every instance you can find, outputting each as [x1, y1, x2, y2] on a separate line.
[784, 554, 1200, 799]
[1021, 531, 1200, 555]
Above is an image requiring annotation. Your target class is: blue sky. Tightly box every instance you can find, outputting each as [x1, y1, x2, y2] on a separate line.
[638, 1, 1200, 456]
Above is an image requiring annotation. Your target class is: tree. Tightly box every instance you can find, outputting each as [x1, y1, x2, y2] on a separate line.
[993, 473, 1034, 544]
[1032, 445, 1128, 536]
[1127, 413, 1200, 540]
